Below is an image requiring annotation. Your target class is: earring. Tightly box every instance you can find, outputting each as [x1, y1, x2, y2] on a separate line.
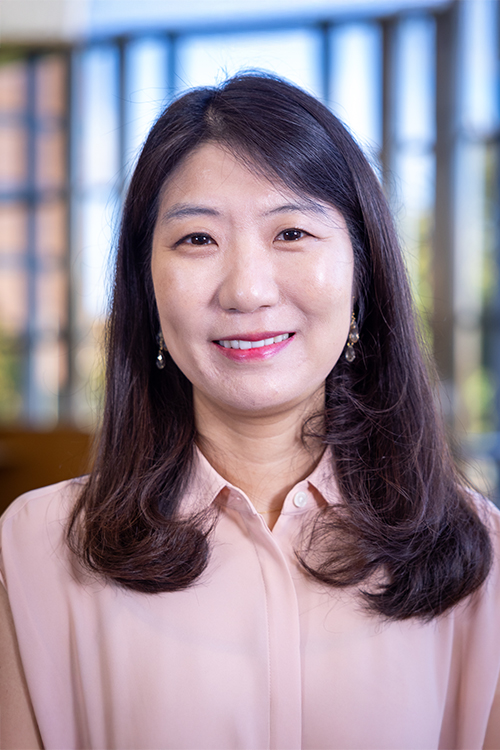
[344, 312, 359, 363]
[156, 331, 167, 370]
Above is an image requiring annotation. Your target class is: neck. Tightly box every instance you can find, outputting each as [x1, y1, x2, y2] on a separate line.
[194, 391, 325, 529]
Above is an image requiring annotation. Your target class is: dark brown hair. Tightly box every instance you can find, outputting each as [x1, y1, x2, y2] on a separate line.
[68, 73, 492, 620]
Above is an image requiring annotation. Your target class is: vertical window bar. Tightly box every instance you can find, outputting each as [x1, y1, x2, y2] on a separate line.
[381, 15, 398, 204]
[433, 2, 459, 421]
[67, 47, 84, 425]
[318, 21, 331, 106]
[167, 32, 178, 101]
[492, 3, 500, 486]
[59, 49, 74, 423]
[117, 36, 128, 199]
[24, 53, 38, 422]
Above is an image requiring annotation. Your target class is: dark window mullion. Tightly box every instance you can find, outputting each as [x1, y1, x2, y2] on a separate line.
[117, 37, 128, 200]
[167, 32, 178, 102]
[381, 15, 398, 204]
[59, 49, 74, 423]
[318, 21, 332, 107]
[24, 53, 38, 422]
[433, 1, 460, 421]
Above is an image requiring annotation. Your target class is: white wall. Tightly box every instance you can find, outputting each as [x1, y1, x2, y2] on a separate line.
[0, 0, 89, 42]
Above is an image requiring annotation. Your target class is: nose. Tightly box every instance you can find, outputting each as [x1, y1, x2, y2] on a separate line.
[217, 241, 280, 313]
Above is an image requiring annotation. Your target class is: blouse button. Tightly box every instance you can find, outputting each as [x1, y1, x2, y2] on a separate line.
[293, 491, 308, 508]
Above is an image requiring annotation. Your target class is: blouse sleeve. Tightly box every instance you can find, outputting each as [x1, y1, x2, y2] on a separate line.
[484, 668, 500, 749]
[0, 580, 43, 750]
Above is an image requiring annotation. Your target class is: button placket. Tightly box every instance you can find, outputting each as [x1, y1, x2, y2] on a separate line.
[241, 509, 302, 749]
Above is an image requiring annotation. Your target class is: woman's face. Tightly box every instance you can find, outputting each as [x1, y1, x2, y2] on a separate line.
[151, 143, 354, 420]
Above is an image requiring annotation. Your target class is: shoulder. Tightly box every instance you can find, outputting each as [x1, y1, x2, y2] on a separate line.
[0, 478, 86, 587]
[469, 492, 500, 550]
[1, 477, 86, 525]
[481, 495, 500, 580]
[456, 493, 500, 624]
[485, 495, 500, 529]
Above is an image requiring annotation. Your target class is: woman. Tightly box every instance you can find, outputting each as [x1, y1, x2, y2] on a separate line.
[1, 73, 500, 750]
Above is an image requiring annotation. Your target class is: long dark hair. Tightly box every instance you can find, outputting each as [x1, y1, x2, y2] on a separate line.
[68, 73, 492, 620]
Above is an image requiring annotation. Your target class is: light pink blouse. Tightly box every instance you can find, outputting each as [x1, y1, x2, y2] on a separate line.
[1, 449, 500, 749]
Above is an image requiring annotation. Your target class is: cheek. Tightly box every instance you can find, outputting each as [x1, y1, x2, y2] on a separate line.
[152, 260, 204, 336]
[156, 290, 199, 341]
[290, 255, 354, 319]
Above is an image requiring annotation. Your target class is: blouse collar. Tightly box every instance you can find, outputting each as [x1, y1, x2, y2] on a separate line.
[180, 445, 341, 515]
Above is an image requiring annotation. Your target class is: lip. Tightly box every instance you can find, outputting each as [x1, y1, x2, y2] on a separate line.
[213, 331, 295, 362]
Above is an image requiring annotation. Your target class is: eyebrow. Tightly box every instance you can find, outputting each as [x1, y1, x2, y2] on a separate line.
[158, 201, 329, 225]
[157, 205, 221, 225]
[263, 202, 329, 218]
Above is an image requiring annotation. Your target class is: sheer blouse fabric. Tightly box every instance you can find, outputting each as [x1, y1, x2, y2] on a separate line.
[1, 449, 500, 750]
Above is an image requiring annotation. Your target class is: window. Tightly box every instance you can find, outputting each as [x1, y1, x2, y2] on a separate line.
[0, 52, 69, 425]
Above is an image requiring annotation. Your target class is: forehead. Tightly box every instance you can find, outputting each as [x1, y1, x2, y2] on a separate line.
[160, 143, 286, 201]
[156, 143, 346, 228]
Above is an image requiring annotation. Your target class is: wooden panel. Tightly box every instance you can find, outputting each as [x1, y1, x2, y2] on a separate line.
[0, 429, 93, 515]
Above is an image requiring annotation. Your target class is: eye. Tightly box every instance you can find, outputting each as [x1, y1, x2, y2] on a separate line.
[177, 233, 215, 247]
[276, 228, 308, 242]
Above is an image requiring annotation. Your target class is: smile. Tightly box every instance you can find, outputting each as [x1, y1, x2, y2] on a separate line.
[216, 333, 292, 349]
[213, 332, 295, 362]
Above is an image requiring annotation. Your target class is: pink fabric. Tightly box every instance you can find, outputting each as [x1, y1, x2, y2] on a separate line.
[1, 449, 500, 749]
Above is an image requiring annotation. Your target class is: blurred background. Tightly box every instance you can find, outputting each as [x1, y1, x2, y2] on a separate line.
[0, 0, 499, 510]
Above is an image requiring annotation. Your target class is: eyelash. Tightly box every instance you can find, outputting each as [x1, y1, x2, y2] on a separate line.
[177, 233, 214, 246]
[276, 228, 308, 242]
[175, 227, 310, 247]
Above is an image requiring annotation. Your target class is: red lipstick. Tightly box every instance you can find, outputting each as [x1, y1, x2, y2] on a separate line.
[213, 332, 294, 362]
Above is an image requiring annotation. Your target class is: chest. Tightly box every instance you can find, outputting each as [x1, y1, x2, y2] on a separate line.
[45, 511, 464, 749]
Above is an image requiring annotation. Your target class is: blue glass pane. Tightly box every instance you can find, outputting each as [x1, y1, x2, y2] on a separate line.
[177, 29, 321, 98]
[459, 0, 499, 134]
[329, 23, 382, 155]
[396, 149, 435, 216]
[79, 193, 118, 321]
[393, 150, 435, 292]
[79, 46, 120, 187]
[126, 38, 169, 169]
[396, 16, 435, 145]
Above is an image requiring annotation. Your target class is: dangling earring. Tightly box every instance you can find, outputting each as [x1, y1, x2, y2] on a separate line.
[156, 331, 167, 370]
[344, 312, 359, 362]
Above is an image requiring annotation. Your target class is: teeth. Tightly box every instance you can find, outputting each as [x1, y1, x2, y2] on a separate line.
[218, 333, 291, 349]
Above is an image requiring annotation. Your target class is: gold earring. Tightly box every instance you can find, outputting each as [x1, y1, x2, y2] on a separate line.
[344, 312, 359, 363]
[156, 332, 167, 370]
